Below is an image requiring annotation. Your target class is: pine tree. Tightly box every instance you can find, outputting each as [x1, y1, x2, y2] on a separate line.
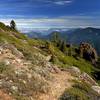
[51, 32, 60, 45]
[60, 40, 67, 54]
[10, 20, 16, 30]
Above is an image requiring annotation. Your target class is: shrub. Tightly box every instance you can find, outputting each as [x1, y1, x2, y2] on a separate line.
[0, 62, 9, 73]
[59, 81, 98, 100]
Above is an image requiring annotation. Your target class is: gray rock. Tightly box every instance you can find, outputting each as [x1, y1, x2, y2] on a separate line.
[66, 66, 81, 76]
[11, 86, 18, 92]
[0, 43, 24, 58]
[92, 86, 100, 95]
[3, 59, 10, 65]
[79, 72, 98, 86]
[45, 55, 52, 61]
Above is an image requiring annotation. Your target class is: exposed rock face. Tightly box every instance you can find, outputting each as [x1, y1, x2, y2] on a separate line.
[79, 42, 98, 64]
[92, 86, 100, 95]
[66, 66, 81, 76]
[79, 72, 98, 86]
[0, 43, 24, 59]
[0, 43, 30, 69]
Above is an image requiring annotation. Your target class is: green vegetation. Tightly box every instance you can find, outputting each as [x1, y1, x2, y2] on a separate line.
[0, 21, 18, 32]
[44, 41, 94, 74]
[51, 32, 60, 44]
[0, 21, 97, 76]
[59, 81, 98, 100]
[10, 20, 16, 30]
[0, 22, 11, 32]
[0, 62, 8, 73]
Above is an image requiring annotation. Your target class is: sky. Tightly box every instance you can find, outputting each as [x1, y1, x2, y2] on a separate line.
[0, 0, 100, 32]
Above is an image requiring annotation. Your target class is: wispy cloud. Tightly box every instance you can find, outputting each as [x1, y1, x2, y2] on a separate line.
[53, 0, 73, 5]
[1, 15, 100, 32]
[0, 0, 73, 8]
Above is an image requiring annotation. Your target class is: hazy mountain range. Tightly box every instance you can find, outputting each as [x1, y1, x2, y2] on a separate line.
[66, 27, 100, 55]
[24, 27, 100, 55]
[23, 28, 70, 38]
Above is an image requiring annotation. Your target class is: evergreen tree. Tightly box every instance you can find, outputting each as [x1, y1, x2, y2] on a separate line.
[68, 47, 72, 56]
[67, 44, 72, 56]
[58, 39, 63, 49]
[60, 40, 67, 54]
[10, 20, 16, 30]
[51, 32, 60, 45]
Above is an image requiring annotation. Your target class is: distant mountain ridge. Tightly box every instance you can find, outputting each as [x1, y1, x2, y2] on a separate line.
[23, 28, 71, 39]
[67, 27, 100, 55]
[41, 27, 100, 55]
[23, 31, 43, 38]
[24, 27, 100, 55]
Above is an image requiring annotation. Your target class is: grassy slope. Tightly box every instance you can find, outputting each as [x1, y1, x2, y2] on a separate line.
[46, 42, 94, 74]
[0, 22, 99, 99]
[0, 26, 94, 74]
[60, 81, 98, 100]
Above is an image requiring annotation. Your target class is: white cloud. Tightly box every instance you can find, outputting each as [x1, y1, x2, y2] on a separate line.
[54, 0, 72, 5]
[0, 15, 100, 32]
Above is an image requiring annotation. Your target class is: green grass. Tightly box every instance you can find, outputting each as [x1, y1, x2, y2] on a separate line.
[46, 42, 94, 74]
[0, 62, 12, 74]
[0, 29, 95, 75]
[0, 23, 97, 78]
[59, 81, 98, 100]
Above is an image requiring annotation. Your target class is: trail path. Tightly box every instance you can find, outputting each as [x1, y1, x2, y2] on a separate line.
[39, 71, 73, 100]
[0, 90, 14, 100]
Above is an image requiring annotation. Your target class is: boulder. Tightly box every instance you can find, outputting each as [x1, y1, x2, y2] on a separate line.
[45, 55, 52, 61]
[79, 72, 98, 86]
[52, 65, 61, 73]
[92, 86, 100, 95]
[11, 86, 18, 92]
[0, 47, 3, 54]
[3, 59, 10, 65]
[66, 66, 81, 76]
[46, 63, 61, 74]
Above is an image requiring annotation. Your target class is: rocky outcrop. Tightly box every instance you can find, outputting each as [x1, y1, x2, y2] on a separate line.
[65, 66, 81, 76]
[92, 86, 100, 95]
[79, 42, 98, 65]
[63, 66, 100, 95]
[66, 66, 98, 86]
[0, 43, 31, 69]
[79, 72, 98, 86]
[0, 43, 24, 59]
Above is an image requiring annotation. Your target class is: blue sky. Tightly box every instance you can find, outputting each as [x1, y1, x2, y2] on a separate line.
[0, 0, 100, 32]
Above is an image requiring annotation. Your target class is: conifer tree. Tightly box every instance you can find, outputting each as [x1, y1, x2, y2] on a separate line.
[52, 32, 60, 45]
[60, 40, 67, 54]
[10, 20, 16, 30]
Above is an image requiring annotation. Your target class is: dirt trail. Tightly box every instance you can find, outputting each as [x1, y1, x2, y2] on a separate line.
[0, 90, 14, 100]
[38, 71, 74, 100]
